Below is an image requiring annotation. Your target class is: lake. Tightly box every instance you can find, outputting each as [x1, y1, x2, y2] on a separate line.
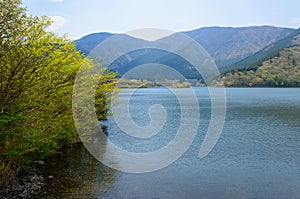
[40, 88, 300, 199]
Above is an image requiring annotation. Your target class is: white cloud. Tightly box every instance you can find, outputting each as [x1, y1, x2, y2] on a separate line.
[47, 16, 68, 32]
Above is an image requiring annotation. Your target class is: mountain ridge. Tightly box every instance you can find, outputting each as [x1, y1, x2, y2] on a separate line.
[74, 26, 297, 79]
[183, 25, 295, 66]
[222, 28, 300, 72]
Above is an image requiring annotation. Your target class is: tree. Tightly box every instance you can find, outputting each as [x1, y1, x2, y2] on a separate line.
[0, 0, 117, 181]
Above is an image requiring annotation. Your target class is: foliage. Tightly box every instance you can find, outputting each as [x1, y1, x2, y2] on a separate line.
[0, 0, 117, 174]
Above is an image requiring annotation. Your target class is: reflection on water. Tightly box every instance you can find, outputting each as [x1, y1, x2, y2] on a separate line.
[41, 88, 300, 198]
[38, 141, 119, 199]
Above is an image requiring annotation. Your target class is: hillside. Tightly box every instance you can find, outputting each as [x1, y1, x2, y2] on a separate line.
[222, 28, 300, 72]
[183, 26, 294, 67]
[75, 32, 114, 55]
[215, 45, 300, 87]
[75, 26, 295, 78]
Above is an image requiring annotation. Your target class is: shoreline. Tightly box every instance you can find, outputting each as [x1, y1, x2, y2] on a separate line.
[0, 143, 82, 198]
[0, 165, 44, 199]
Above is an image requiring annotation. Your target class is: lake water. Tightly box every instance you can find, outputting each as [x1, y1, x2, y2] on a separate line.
[41, 88, 300, 199]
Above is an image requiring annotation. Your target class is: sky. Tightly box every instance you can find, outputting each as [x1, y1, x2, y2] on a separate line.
[22, 0, 300, 40]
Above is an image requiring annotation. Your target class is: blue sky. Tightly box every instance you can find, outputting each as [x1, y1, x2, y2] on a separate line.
[22, 0, 300, 39]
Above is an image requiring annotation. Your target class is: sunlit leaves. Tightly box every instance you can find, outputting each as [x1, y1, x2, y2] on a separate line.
[0, 1, 117, 163]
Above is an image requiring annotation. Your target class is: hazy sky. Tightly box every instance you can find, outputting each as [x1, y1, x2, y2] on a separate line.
[22, 0, 300, 39]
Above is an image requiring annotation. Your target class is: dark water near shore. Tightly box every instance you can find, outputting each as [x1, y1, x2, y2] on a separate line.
[41, 88, 300, 199]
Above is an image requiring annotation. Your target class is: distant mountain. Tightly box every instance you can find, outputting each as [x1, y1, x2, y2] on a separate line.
[74, 26, 296, 79]
[110, 49, 201, 79]
[222, 28, 300, 72]
[216, 44, 300, 87]
[75, 32, 114, 55]
[76, 33, 203, 79]
[183, 26, 294, 67]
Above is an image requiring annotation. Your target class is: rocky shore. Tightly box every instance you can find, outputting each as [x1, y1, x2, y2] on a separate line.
[0, 166, 44, 199]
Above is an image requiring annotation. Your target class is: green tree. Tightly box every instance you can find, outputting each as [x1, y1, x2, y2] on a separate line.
[0, 0, 117, 183]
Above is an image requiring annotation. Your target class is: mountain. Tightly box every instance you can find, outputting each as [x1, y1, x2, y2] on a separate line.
[215, 44, 300, 87]
[75, 32, 114, 55]
[110, 49, 201, 79]
[74, 26, 296, 79]
[76, 33, 203, 79]
[183, 26, 294, 67]
[222, 28, 300, 72]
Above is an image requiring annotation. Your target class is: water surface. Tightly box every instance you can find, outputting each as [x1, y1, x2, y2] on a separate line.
[41, 88, 300, 199]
